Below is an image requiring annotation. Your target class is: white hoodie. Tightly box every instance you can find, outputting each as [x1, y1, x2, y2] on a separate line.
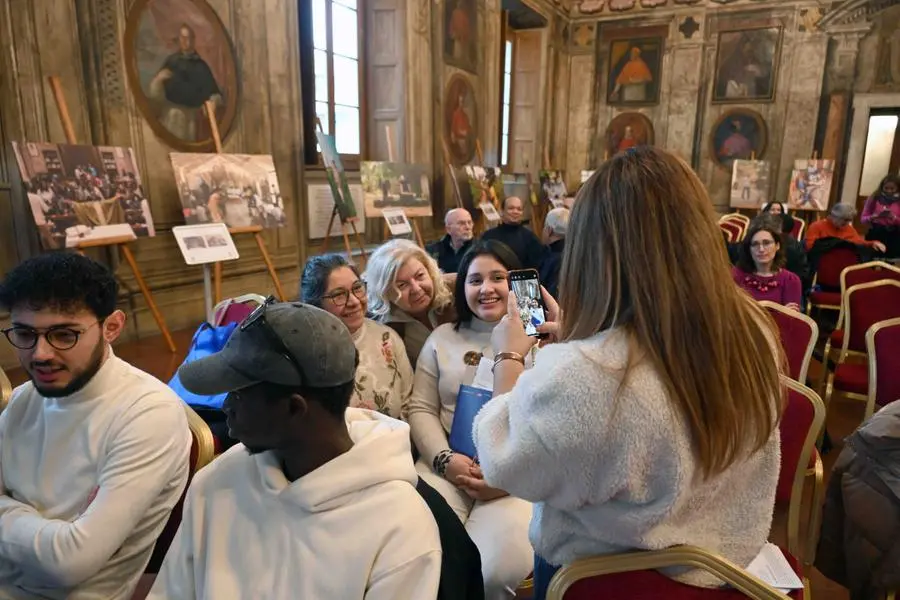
[148, 408, 442, 600]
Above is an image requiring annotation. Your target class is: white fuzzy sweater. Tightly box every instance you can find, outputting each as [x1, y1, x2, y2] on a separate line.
[473, 328, 780, 586]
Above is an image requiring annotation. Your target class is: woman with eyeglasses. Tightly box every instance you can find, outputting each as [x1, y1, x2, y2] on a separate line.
[732, 218, 802, 310]
[301, 254, 413, 420]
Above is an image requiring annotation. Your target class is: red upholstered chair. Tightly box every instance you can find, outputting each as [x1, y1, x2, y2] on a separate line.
[824, 280, 900, 415]
[720, 220, 743, 244]
[806, 247, 859, 316]
[776, 377, 825, 568]
[865, 316, 900, 421]
[213, 293, 268, 326]
[545, 545, 799, 600]
[789, 216, 805, 242]
[720, 214, 749, 242]
[145, 406, 216, 572]
[820, 262, 900, 390]
[759, 302, 818, 385]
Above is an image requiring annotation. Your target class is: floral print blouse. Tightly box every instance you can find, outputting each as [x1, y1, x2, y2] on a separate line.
[350, 319, 414, 420]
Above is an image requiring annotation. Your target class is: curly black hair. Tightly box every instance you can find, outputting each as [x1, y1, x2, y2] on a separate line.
[0, 252, 119, 318]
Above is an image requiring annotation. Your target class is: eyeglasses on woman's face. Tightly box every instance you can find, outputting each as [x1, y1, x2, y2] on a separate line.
[323, 281, 367, 307]
[750, 239, 776, 250]
[2, 322, 100, 351]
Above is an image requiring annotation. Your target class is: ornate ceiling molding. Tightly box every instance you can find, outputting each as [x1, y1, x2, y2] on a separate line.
[817, 0, 900, 28]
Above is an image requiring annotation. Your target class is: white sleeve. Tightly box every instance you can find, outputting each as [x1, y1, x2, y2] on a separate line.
[364, 551, 441, 600]
[0, 398, 190, 588]
[146, 485, 197, 600]
[406, 335, 450, 467]
[473, 343, 640, 510]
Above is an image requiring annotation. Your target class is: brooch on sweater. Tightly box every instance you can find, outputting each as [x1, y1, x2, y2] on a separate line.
[464, 351, 483, 366]
[743, 273, 780, 294]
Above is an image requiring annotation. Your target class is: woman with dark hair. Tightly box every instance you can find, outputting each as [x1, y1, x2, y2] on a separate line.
[301, 253, 413, 419]
[733, 219, 802, 310]
[861, 174, 900, 258]
[408, 239, 534, 600]
[762, 201, 795, 235]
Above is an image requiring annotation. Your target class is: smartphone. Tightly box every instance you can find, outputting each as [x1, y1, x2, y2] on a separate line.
[508, 269, 548, 338]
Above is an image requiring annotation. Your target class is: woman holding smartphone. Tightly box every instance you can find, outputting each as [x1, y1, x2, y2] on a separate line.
[474, 147, 784, 599]
[408, 239, 534, 600]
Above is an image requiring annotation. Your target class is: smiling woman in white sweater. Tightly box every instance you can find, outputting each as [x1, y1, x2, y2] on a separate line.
[408, 240, 534, 600]
[475, 147, 785, 600]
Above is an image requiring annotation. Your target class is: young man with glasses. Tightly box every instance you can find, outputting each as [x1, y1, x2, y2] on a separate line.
[149, 300, 441, 599]
[0, 253, 190, 599]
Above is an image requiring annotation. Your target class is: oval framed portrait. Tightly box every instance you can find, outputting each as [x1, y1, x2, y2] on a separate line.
[124, 0, 239, 152]
[709, 108, 767, 170]
[443, 74, 478, 166]
[605, 112, 654, 157]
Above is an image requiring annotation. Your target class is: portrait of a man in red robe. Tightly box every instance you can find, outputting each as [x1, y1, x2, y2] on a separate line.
[443, 75, 478, 165]
[607, 37, 663, 106]
[443, 0, 477, 73]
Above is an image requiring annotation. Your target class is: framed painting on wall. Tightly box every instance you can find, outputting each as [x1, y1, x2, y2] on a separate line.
[713, 26, 782, 104]
[710, 108, 767, 170]
[124, 0, 239, 152]
[606, 37, 664, 106]
[444, 0, 477, 73]
[443, 74, 478, 166]
[605, 112, 654, 157]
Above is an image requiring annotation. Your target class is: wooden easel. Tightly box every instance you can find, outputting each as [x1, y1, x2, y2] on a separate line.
[48, 76, 176, 353]
[316, 119, 367, 261]
[381, 125, 425, 248]
[203, 100, 286, 304]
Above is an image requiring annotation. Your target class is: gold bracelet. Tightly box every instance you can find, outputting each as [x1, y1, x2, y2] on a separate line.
[492, 351, 525, 373]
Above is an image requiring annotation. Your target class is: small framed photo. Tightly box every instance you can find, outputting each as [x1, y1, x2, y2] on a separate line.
[479, 202, 501, 224]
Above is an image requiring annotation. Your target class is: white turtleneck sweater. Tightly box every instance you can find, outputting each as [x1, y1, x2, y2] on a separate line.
[408, 318, 535, 468]
[0, 352, 191, 600]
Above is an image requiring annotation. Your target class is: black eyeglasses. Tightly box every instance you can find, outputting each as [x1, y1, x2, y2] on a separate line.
[322, 281, 367, 307]
[241, 296, 306, 381]
[2, 322, 100, 351]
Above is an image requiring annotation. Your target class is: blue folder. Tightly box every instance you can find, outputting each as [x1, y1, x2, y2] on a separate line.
[449, 385, 493, 459]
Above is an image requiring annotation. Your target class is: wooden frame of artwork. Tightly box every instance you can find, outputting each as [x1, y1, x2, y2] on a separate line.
[443, 0, 478, 73]
[123, 0, 240, 152]
[606, 36, 664, 107]
[712, 25, 783, 104]
[605, 112, 654, 157]
[709, 108, 768, 170]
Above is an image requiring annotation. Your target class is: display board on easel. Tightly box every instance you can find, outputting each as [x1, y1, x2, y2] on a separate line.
[172, 223, 239, 324]
[314, 120, 367, 262]
[180, 100, 288, 305]
[37, 75, 176, 353]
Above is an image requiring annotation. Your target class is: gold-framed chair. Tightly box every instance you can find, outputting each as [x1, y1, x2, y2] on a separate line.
[778, 377, 825, 567]
[789, 216, 805, 242]
[720, 213, 750, 242]
[865, 316, 900, 421]
[0, 367, 11, 414]
[545, 545, 793, 600]
[823, 280, 900, 414]
[759, 302, 818, 385]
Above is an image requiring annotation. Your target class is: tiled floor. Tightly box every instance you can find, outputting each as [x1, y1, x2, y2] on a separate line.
[6, 328, 868, 599]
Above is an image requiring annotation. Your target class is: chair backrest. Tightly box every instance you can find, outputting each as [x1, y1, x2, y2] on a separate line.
[0, 368, 12, 415]
[842, 280, 900, 356]
[816, 246, 860, 289]
[776, 377, 825, 560]
[145, 405, 216, 573]
[546, 545, 792, 600]
[789, 216, 804, 241]
[721, 226, 735, 244]
[759, 302, 818, 385]
[866, 316, 900, 420]
[720, 221, 743, 243]
[212, 293, 268, 326]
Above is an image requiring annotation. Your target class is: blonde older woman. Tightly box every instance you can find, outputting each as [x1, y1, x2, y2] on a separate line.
[364, 239, 454, 368]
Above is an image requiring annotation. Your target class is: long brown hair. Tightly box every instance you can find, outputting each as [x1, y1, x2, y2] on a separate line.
[560, 147, 783, 478]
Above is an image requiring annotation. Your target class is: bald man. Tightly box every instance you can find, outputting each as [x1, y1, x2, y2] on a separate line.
[481, 196, 545, 270]
[427, 208, 475, 274]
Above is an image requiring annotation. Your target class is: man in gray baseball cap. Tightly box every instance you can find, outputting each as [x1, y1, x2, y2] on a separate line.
[151, 299, 442, 599]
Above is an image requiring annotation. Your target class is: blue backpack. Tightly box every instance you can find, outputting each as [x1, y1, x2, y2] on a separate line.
[168, 322, 238, 410]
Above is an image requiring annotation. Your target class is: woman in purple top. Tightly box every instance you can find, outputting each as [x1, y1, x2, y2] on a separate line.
[861, 175, 900, 258]
[732, 219, 802, 310]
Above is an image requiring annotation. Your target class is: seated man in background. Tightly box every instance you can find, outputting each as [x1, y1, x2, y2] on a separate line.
[805, 202, 887, 253]
[0, 253, 191, 599]
[539, 207, 569, 300]
[480, 196, 545, 270]
[428, 207, 475, 276]
[149, 301, 441, 600]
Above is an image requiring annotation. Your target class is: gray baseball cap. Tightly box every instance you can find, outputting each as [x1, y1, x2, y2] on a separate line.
[178, 301, 358, 396]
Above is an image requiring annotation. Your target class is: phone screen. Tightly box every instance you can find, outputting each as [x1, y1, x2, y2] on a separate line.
[509, 269, 547, 338]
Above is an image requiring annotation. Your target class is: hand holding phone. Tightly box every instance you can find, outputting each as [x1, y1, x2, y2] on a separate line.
[508, 269, 548, 338]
